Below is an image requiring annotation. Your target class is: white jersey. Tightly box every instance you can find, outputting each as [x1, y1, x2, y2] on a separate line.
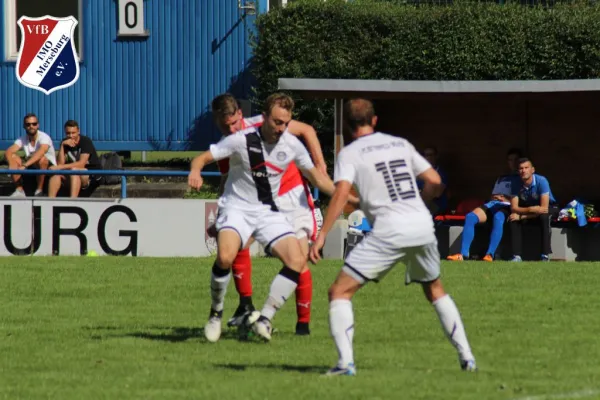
[491, 174, 517, 197]
[334, 132, 434, 246]
[14, 131, 57, 165]
[210, 127, 315, 211]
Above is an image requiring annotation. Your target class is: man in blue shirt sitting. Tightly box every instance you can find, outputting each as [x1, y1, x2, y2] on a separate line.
[509, 158, 558, 262]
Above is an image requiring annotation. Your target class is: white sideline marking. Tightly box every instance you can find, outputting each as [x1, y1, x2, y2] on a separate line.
[512, 389, 600, 400]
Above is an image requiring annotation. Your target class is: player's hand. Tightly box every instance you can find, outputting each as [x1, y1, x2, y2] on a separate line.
[529, 206, 547, 214]
[348, 195, 360, 207]
[188, 170, 203, 190]
[63, 139, 76, 147]
[49, 165, 60, 171]
[206, 223, 217, 238]
[509, 213, 520, 222]
[309, 234, 326, 264]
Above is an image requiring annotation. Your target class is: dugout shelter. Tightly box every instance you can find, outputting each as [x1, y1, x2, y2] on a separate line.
[279, 78, 600, 261]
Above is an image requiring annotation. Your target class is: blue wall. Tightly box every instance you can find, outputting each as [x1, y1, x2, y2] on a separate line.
[0, 0, 259, 151]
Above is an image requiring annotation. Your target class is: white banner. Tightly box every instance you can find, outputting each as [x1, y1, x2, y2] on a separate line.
[0, 199, 262, 257]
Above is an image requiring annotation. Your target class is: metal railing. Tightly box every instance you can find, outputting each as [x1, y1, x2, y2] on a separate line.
[0, 169, 321, 200]
[0, 169, 220, 198]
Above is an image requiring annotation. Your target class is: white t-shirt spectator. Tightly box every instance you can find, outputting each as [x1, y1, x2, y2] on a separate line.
[14, 131, 57, 165]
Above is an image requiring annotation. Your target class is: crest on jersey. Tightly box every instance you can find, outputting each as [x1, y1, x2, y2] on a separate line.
[205, 202, 218, 255]
[16, 16, 80, 95]
[276, 151, 287, 161]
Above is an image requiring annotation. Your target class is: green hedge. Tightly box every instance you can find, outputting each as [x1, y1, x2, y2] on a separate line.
[251, 0, 600, 144]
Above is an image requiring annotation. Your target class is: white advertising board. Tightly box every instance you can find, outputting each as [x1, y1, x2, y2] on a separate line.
[0, 198, 263, 257]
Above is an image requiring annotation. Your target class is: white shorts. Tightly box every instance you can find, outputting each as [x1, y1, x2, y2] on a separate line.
[215, 206, 295, 250]
[277, 185, 317, 240]
[343, 234, 440, 285]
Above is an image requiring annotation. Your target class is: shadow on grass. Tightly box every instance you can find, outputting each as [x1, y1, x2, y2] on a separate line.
[86, 325, 245, 343]
[214, 363, 329, 374]
[126, 327, 207, 342]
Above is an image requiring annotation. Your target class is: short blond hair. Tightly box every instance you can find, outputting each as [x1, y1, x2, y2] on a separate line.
[263, 93, 294, 116]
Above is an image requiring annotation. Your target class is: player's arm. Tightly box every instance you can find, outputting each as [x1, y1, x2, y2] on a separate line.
[417, 168, 442, 201]
[538, 193, 550, 213]
[510, 196, 524, 214]
[519, 194, 550, 218]
[23, 144, 49, 167]
[410, 143, 442, 199]
[56, 144, 66, 165]
[189, 133, 240, 190]
[51, 140, 69, 169]
[435, 170, 447, 199]
[58, 153, 89, 170]
[535, 179, 551, 214]
[309, 180, 352, 264]
[309, 149, 360, 264]
[292, 134, 357, 205]
[287, 120, 327, 175]
[510, 196, 543, 215]
[509, 196, 537, 217]
[5, 143, 22, 162]
[302, 166, 334, 196]
[323, 181, 352, 236]
[301, 167, 359, 206]
[188, 151, 216, 190]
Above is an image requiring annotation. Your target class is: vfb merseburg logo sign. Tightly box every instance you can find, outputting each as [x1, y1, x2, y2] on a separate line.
[16, 16, 79, 95]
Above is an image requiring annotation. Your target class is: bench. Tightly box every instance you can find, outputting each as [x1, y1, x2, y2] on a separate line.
[434, 215, 600, 261]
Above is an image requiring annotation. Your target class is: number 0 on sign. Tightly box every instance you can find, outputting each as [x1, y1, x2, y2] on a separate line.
[117, 0, 149, 37]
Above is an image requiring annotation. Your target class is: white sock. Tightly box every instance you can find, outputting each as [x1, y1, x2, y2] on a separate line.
[260, 273, 298, 320]
[329, 299, 355, 368]
[432, 294, 474, 361]
[210, 269, 231, 312]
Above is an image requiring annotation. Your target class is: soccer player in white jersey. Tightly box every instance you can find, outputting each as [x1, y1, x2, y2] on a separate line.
[188, 93, 349, 343]
[310, 99, 477, 376]
[209, 93, 328, 335]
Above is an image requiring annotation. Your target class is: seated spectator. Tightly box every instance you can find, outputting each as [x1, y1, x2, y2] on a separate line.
[417, 145, 448, 215]
[4, 113, 57, 197]
[447, 148, 522, 262]
[48, 120, 101, 198]
[509, 158, 558, 262]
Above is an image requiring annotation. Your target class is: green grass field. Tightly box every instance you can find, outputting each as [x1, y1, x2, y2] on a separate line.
[0, 258, 599, 400]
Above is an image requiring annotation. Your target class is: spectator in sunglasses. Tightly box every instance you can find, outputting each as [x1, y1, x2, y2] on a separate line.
[4, 113, 57, 197]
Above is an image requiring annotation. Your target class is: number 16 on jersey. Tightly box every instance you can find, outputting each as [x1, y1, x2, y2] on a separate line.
[375, 159, 417, 202]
